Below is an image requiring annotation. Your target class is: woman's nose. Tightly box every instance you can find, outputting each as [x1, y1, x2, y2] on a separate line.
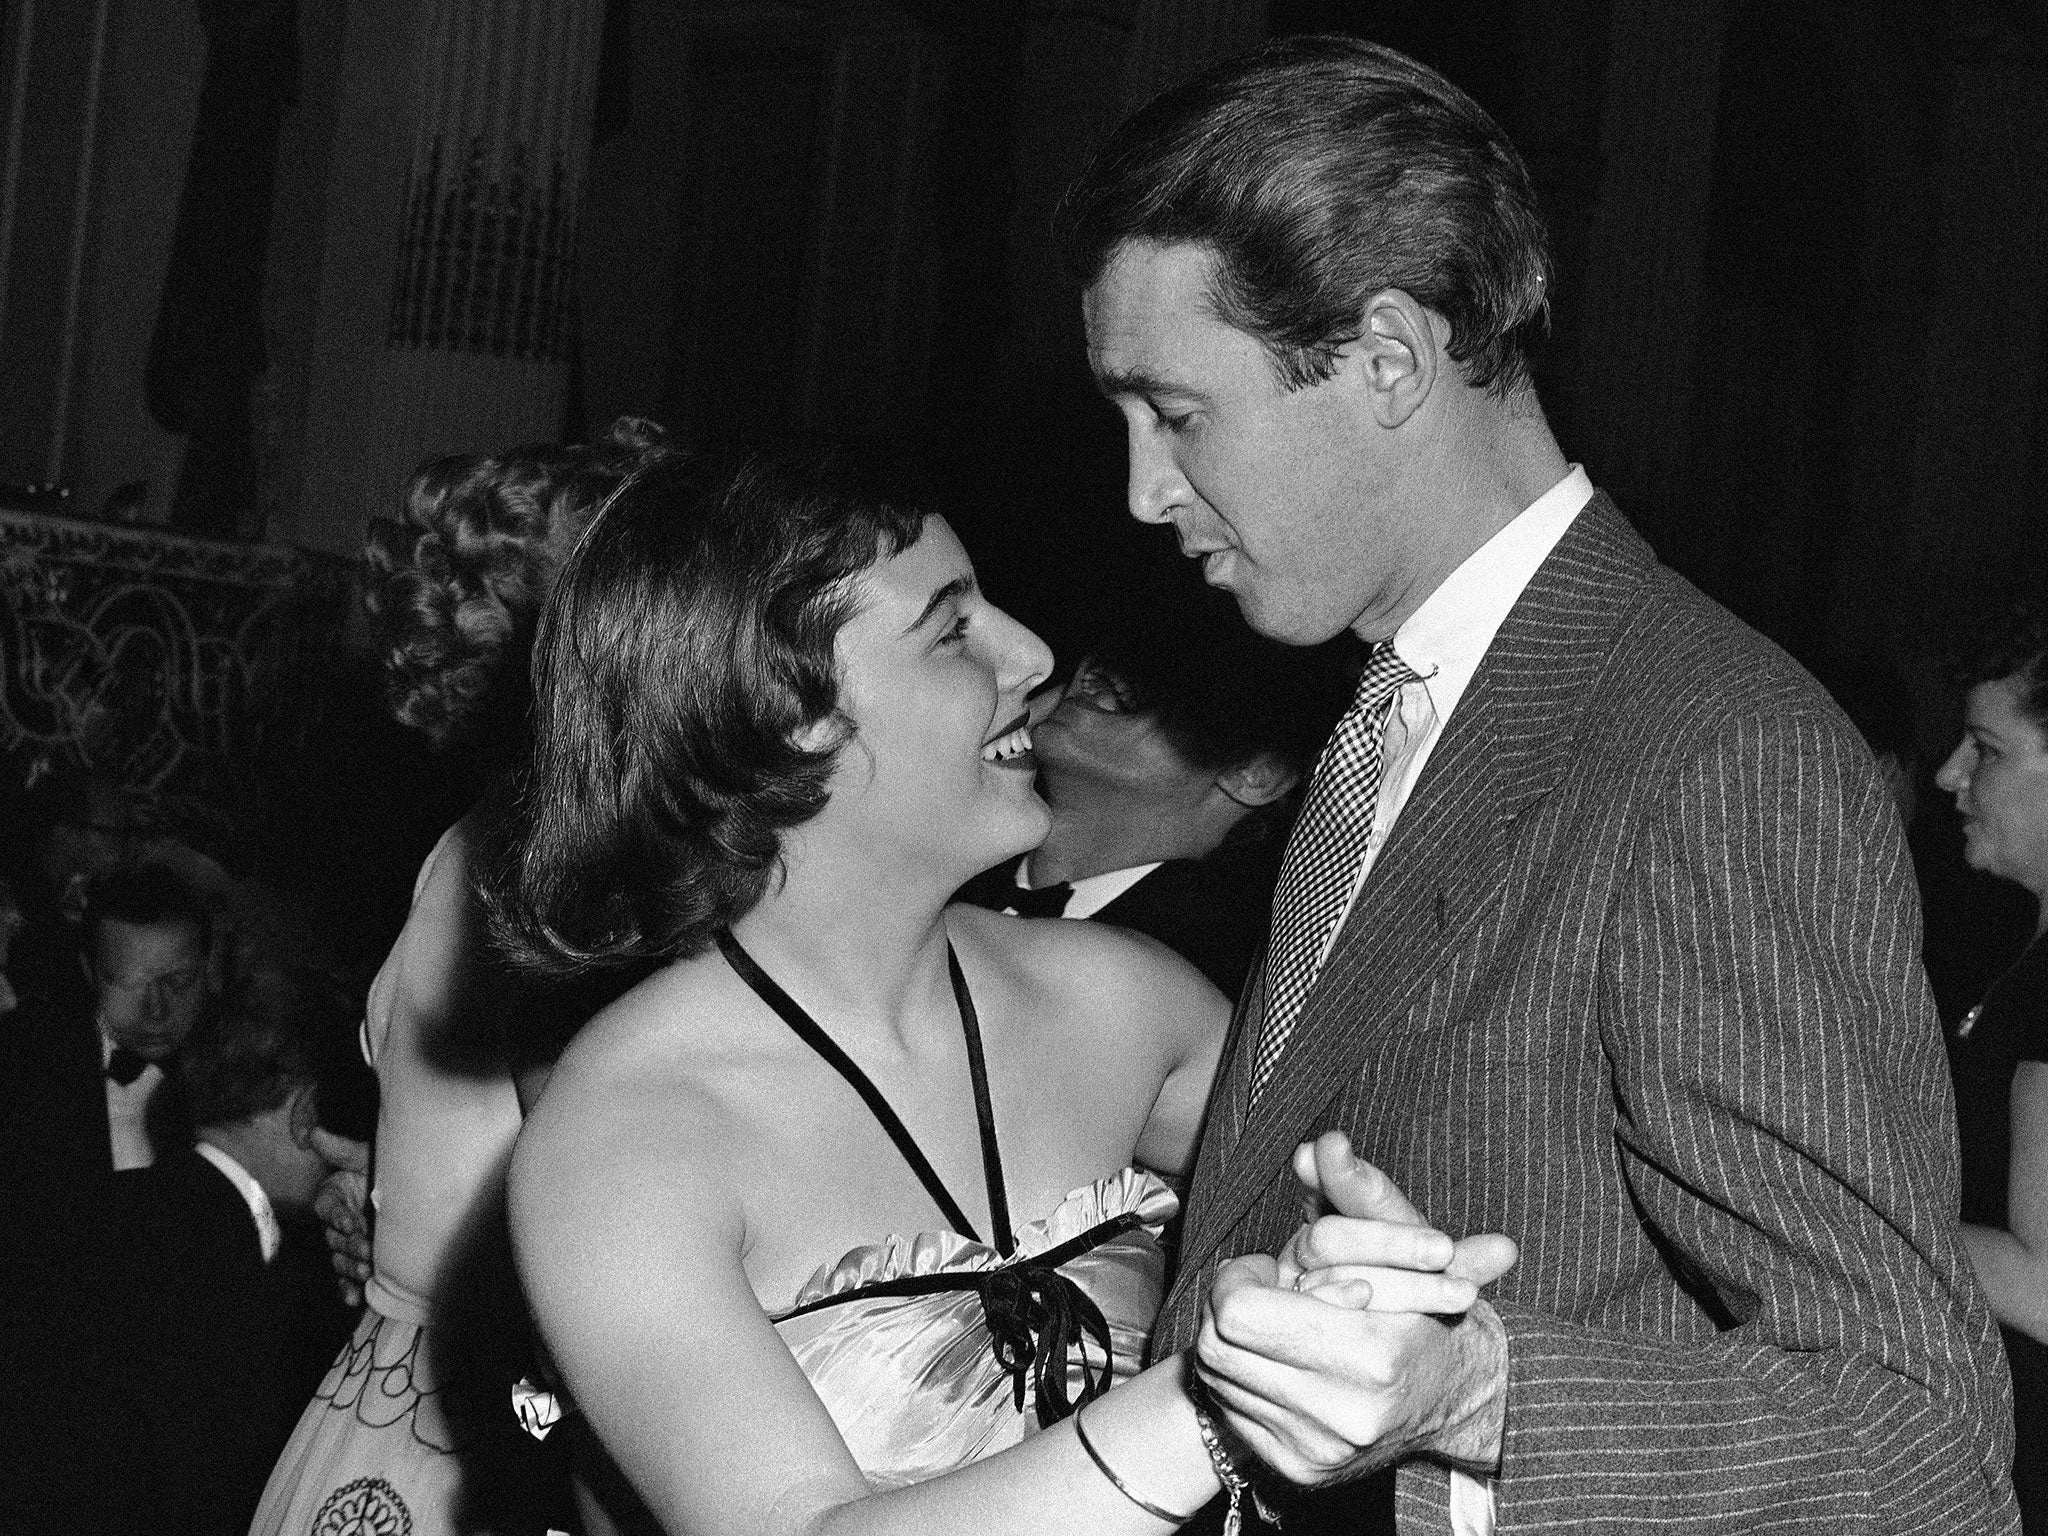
[990, 610, 1053, 697]
[1934, 739, 1970, 795]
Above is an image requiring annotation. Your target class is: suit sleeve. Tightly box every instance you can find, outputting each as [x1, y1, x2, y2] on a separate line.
[1488, 709, 2016, 1533]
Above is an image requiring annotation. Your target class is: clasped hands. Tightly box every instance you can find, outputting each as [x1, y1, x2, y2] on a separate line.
[1194, 1131, 1517, 1489]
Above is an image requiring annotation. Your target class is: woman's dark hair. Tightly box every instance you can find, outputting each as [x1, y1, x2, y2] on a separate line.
[1056, 35, 1550, 398]
[491, 444, 928, 974]
[1955, 601, 2048, 730]
[363, 417, 667, 754]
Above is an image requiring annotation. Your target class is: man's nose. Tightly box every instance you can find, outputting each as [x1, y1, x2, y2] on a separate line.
[1127, 431, 1189, 526]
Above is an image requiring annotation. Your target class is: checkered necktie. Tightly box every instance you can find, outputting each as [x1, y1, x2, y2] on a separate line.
[1251, 642, 1419, 1102]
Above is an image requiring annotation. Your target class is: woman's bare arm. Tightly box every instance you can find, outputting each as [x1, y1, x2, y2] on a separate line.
[1961, 1059, 2048, 1345]
[511, 1069, 1219, 1536]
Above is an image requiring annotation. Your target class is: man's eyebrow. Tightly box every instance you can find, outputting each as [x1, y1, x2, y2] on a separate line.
[905, 574, 976, 634]
[1092, 365, 1191, 402]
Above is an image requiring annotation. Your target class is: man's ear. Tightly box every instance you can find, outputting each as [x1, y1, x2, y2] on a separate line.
[1338, 289, 1442, 430]
[286, 1084, 320, 1150]
[1217, 751, 1298, 809]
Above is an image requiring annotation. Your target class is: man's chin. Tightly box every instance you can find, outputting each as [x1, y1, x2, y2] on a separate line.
[1229, 586, 1349, 648]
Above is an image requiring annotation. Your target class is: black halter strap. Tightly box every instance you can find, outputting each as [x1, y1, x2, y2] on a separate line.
[717, 930, 1015, 1256]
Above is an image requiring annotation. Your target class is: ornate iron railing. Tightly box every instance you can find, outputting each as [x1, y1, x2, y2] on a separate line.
[0, 510, 352, 793]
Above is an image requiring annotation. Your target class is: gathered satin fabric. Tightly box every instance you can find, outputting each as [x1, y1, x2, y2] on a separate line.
[771, 1168, 1176, 1488]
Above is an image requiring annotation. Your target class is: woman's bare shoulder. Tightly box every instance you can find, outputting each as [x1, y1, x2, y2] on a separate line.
[512, 957, 745, 1224]
[944, 904, 1226, 1050]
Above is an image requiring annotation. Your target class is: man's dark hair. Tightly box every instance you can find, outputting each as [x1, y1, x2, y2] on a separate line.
[1056, 34, 1550, 397]
[490, 443, 928, 975]
[1954, 601, 2048, 731]
[179, 968, 330, 1128]
[81, 861, 211, 952]
[1088, 592, 1353, 782]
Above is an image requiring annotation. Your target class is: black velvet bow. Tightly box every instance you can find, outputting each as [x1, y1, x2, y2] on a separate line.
[976, 1258, 1114, 1426]
[775, 1210, 1147, 1427]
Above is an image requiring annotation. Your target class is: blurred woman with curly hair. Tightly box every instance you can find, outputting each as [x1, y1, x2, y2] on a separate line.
[250, 417, 661, 1536]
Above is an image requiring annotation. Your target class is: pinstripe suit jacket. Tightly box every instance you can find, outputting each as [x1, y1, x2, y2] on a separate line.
[1154, 496, 2017, 1534]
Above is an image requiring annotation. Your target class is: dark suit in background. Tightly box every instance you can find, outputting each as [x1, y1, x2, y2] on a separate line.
[957, 836, 1281, 999]
[80, 1148, 351, 1536]
[1154, 499, 2014, 1532]
[0, 996, 192, 1535]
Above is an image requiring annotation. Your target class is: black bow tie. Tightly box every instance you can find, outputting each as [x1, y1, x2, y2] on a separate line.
[105, 1046, 153, 1086]
[1005, 882, 1074, 920]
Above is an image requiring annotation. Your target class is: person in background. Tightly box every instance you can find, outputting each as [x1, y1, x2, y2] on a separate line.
[0, 770, 139, 1017]
[0, 860, 213, 1204]
[1937, 601, 2048, 1530]
[250, 420, 660, 1536]
[0, 860, 216, 1533]
[957, 591, 1350, 997]
[84, 967, 363, 1536]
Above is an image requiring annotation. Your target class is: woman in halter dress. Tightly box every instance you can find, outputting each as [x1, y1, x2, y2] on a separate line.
[251, 423, 658, 1536]
[491, 444, 1278, 1535]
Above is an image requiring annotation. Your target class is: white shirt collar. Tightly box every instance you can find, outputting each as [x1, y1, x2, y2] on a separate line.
[1391, 466, 1594, 718]
[1015, 858, 1163, 920]
[194, 1139, 283, 1263]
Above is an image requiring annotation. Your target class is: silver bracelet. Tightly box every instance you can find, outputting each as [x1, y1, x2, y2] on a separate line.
[1073, 1402, 1202, 1526]
[1190, 1395, 1282, 1536]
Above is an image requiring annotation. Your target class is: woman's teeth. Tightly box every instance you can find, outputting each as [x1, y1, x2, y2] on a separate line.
[982, 725, 1033, 762]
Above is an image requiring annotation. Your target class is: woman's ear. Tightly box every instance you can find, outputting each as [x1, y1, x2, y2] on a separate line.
[1216, 751, 1299, 809]
[792, 709, 848, 754]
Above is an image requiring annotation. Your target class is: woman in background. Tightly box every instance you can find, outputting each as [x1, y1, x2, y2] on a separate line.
[251, 420, 658, 1536]
[1937, 601, 2048, 1529]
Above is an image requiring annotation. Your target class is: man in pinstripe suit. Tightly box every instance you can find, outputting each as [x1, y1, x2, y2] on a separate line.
[1061, 36, 2018, 1535]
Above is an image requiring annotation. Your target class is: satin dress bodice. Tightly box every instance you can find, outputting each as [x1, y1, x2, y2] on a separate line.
[770, 1168, 1176, 1488]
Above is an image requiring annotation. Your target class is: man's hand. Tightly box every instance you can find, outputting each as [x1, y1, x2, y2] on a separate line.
[1195, 1132, 1515, 1486]
[1278, 1132, 1518, 1304]
[311, 1129, 373, 1308]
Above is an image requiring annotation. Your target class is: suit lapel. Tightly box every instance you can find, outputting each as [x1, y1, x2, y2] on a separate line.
[1178, 496, 1654, 1268]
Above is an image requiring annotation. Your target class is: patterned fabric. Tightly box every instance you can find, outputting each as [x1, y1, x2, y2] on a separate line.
[1156, 495, 2018, 1534]
[772, 1169, 1175, 1488]
[250, 1301, 556, 1536]
[1253, 642, 1419, 1099]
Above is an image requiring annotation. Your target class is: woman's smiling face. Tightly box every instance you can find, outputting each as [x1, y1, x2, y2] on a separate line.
[1937, 672, 2048, 901]
[824, 516, 1054, 879]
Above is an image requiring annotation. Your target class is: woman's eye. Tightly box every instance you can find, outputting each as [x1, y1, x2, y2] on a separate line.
[940, 614, 971, 646]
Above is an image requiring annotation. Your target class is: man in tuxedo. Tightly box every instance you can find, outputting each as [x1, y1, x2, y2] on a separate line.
[19, 968, 359, 1535]
[956, 595, 1349, 996]
[1060, 35, 2015, 1533]
[0, 857, 213, 1214]
[0, 862, 215, 1532]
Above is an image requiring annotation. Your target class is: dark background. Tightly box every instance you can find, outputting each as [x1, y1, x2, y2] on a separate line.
[2, 0, 2044, 989]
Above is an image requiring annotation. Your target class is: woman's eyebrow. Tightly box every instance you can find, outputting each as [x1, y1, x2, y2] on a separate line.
[904, 574, 976, 635]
